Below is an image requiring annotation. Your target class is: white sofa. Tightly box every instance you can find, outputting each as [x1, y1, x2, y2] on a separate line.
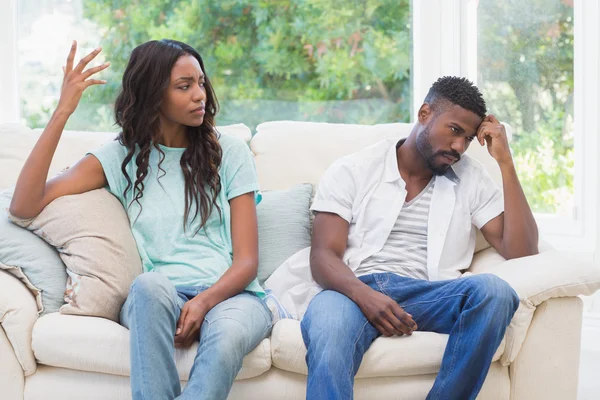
[0, 121, 590, 400]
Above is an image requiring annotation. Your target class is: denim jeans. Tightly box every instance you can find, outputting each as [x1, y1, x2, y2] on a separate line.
[120, 272, 273, 400]
[301, 273, 519, 400]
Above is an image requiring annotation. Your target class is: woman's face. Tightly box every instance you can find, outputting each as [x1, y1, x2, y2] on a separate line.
[160, 54, 207, 128]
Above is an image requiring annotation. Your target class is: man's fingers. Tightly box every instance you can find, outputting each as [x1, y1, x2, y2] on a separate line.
[391, 303, 417, 331]
[375, 319, 396, 337]
[487, 114, 499, 123]
[65, 40, 77, 73]
[384, 310, 410, 335]
[74, 47, 103, 73]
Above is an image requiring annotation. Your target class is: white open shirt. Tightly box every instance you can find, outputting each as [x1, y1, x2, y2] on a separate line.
[265, 138, 504, 319]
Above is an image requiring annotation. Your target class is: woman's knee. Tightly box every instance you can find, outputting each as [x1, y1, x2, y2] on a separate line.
[204, 294, 272, 351]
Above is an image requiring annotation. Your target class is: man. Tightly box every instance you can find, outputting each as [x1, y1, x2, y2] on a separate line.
[266, 76, 539, 399]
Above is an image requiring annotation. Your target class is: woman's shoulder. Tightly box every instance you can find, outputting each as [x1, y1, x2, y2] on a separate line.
[92, 137, 129, 156]
[217, 132, 251, 160]
[87, 137, 131, 165]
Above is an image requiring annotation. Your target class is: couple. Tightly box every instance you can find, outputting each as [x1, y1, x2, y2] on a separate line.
[10, 39, 538, 400]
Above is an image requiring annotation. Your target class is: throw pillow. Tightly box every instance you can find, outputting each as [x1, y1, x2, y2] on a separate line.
[0, 189, 67, 314]
[9, 188, 142, 321]
[467, 247, 600, 365]
[257, 184, 313, 285]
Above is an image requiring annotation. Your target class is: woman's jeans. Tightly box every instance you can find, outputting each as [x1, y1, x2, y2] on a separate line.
[120, 272, 273, 400]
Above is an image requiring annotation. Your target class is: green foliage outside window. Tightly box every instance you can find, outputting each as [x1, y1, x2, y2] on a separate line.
[20, 0, 575, 214]
[75, 0, 412, 131]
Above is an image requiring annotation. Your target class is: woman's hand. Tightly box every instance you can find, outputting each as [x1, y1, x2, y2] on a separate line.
[174, 294, 212, 348]
[56, 40, 110, 116]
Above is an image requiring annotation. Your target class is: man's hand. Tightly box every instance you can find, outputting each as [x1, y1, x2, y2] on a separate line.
[477, 114, 512, 165]
[356, 287, 417, 337]
[174, 295, 211, 348]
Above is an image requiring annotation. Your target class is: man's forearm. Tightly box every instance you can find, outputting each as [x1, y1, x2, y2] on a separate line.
[310, 249, 371, 303]
[499, 161, 539, 257]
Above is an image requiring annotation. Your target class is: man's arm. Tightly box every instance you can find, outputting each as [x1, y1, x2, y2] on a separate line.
[310, 212, 417, 336]
[477, 115, 539, 259]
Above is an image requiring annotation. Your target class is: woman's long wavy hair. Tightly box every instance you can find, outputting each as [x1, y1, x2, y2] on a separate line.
[114, 39, 222, 233]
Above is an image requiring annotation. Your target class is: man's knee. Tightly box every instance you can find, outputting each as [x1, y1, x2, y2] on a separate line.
[301, 290, 362, 350]
[468, 274, 519, 313]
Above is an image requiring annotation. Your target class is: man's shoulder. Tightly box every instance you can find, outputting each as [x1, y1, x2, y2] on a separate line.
[452, 153, 486, 182]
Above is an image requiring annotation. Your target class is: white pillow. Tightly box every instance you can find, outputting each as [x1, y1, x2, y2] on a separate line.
[467, 247, 600, 365]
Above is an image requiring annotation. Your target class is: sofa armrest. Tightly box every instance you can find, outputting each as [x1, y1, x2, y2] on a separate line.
[465, 246, 600, 365]
[0, 269, 39, 375]
[509, 296, 582, 400]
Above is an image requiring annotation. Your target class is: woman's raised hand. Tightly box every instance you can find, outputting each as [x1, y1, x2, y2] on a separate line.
[57, 40, 110, 115]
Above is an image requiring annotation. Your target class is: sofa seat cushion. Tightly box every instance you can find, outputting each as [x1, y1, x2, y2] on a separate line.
[271, 319, 503, 378]
[32, 313, 271, 380]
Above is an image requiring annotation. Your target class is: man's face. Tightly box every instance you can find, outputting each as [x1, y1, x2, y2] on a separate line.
[416, 104, 483, 175]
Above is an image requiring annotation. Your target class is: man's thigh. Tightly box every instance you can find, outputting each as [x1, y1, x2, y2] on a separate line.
[369, 273, 511, 334]
[301, 289, 379, 348]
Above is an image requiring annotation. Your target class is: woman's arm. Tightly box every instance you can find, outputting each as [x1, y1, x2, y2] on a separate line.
[175, 191, 258, 347]
[9, 41, 109, 219]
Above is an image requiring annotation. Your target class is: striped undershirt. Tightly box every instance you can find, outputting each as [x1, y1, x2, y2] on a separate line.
[355, 178, 434, 280]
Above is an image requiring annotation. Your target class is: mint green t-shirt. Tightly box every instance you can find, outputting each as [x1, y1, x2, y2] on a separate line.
[89, 134, 264, 296]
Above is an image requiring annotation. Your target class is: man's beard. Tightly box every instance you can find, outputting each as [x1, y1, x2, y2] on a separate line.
[416, 124, 461, 176]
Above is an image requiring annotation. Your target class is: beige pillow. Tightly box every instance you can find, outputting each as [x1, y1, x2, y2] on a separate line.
[467, 247, 600, 365]
[10, 189, 142, 321]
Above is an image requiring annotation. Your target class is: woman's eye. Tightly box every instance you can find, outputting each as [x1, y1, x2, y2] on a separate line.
[451, 127, 459, 133]
[466, 136, 475, 142]
[179, 85, 189, 90]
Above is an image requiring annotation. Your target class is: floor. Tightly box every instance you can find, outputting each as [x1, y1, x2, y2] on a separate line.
[578, 323, 600, 399]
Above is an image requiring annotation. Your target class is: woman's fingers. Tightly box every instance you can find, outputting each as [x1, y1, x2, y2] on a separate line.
[83, 79, 107, 88]
[74, 47, 103, 74]
[82, 62, 110, 80]
[65, 40, 77, 73]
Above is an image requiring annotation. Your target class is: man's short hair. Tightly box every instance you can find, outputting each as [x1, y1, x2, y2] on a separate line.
[424, 76, 487, 119]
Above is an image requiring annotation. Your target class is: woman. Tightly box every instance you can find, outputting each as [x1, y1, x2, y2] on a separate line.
[10, 39, 272, 400]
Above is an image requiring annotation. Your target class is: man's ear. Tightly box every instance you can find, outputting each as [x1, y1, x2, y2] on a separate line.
[418, 103, 432, 126]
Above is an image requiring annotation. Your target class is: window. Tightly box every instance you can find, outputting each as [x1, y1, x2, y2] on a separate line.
[477, 0, 574, 216]
[3, 0, 599, 251]
[17, 0, 413, 132]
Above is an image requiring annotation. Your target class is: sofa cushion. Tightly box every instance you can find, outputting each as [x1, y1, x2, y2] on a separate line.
[0, 270, 39, 376]
[32, 312, 271, 380]
[257, 184, 313, 285]
[10, 189, 142, 322]
[0, 189, 67, 315]
[270, 319, 504, 378]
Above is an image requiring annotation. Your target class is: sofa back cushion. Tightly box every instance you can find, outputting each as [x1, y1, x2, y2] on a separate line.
[0, 123, 252, 192]
[250, 120, 510, 191]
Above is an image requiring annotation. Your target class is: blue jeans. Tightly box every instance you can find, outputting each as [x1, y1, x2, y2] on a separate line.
[120, 272, 273, 400]
[301, 273, 519, 400]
